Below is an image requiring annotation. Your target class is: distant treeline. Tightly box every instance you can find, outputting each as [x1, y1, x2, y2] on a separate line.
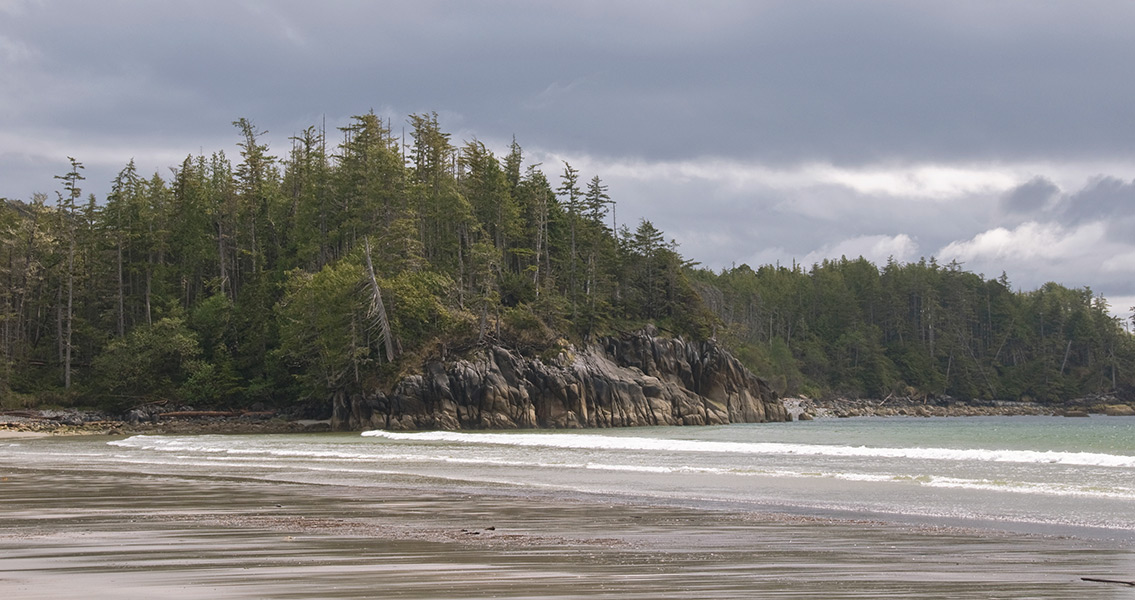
[1, 113, 1131, 409]
[693, 259, 1133, 402]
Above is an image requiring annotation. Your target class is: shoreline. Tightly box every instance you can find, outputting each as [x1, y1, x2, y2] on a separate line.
[0, 408, 333, 437]
[4, 396, 1134, 438]
[785, 396, 1135, 419]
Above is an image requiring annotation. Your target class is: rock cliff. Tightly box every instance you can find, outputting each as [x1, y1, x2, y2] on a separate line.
[332, 329, 789, 430]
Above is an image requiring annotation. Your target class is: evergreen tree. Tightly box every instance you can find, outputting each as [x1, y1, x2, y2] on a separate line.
[2, 111, 1131, 410]
[53, 157, 84, 389]
[556, 162, 583, 318]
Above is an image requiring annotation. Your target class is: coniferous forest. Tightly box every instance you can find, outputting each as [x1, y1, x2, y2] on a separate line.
[2, 113, 1133, 410]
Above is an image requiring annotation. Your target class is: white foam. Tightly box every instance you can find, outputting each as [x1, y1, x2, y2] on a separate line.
[360, 430, 1135, 468]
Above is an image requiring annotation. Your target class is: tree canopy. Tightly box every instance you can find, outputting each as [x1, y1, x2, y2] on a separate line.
[1, 113, 1132, 409]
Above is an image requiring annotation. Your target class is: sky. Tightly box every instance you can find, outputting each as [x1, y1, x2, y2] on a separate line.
[2, 0, 1134, 320]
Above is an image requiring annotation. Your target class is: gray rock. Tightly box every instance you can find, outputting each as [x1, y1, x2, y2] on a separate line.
[332, 331, 788, 431]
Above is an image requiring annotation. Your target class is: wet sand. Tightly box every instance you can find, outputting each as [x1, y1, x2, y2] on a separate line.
[1, 450, 1133, 598]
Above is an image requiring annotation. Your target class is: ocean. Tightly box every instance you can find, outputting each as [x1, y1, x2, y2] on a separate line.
[11, 415, 1134, 539]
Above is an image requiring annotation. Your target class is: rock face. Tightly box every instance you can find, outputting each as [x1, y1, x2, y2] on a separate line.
[332, 330, 788, 431]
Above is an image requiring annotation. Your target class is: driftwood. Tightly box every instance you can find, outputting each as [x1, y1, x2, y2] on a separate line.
[156, 411, 275, 418]
[362, 237, 395, 363]
[0, 410, 42, 418]
[1082, 577, 1135, 587]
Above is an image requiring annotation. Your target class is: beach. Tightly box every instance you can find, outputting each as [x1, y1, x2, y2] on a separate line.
[2, 462, 1130, 599]
[3, 423, 1134, 599]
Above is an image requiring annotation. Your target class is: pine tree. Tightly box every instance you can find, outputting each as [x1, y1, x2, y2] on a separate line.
[556, 162, 582, 318]
[53, 157, 84, 389]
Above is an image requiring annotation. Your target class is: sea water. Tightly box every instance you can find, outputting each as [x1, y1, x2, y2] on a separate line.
[9, 416, 1135, 540]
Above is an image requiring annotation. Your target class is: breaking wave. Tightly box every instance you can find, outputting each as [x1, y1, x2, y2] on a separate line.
[361, 430, 1135, 468]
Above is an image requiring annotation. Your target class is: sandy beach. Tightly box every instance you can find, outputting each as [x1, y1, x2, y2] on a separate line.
[0, 431, 49, 439]
[2, 436, 1132, 600]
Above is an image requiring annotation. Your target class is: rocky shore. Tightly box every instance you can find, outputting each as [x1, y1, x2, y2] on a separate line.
[6, 325, 1133, 436]
[0, 406, 332, 437]
[783, 395, 1135, 420]
[2, 328, 788, 436]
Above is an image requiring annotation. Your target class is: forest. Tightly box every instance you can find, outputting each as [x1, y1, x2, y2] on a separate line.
[1, 113, 1133, 411]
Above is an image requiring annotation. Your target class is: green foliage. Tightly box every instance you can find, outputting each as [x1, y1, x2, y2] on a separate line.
[5, 112, 1133, 410]
[700, 257, 1135, 402]
[498, 304, 556, 349]
[277, 260, 368, 399]
[383, 270, 457, 349]
[89, 316, 205, 409]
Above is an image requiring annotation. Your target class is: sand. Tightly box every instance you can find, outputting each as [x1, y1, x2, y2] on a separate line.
[1, 454, 1132, 600]
[0, 431, 49, 439]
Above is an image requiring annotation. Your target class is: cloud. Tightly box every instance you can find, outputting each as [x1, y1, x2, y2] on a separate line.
[4, 0, 1135, 315]
[0, 32, 36, 63]
[1060, 175, 1135, 222]
[239, 1, 310, 47]
[556, 154, 1020, 200]
[7, 1, 1135, 169]
[0, 0, 37, 16]
[524, 77, 593, 110]
[801, 234, 920, 267]
[939, 221, 1103, 263]
[1001, 176, 1061, 215]
[937, 221, 1134, 299]
[1102, 251, 1135, 273]
[1105, 295, 1135, 323]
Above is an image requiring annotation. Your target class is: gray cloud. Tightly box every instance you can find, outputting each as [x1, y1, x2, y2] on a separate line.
[1002, 176, 1061, 215]
[1061, 176, 1135, 221]
[4, 1, 1135, 315]
[7, 2, 1135, 170]
[1057, 176, 1135, 243]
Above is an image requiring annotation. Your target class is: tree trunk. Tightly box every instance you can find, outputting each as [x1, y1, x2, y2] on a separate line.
[217, 220, 228, 298]
[362, 237, 395, 362]
[64, 237, 74, 389]
[116, 237, 125, 337]
[144, 262, 152, 326]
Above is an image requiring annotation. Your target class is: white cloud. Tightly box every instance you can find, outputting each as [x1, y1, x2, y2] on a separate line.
[561, 155, 1022, 200]
[801, 234, 920, 267]
[937, 221, 1108, 264]
[0, 130, 217, 170]
[1106, 296, 1135, 324]
[935, 220, 1135, 317]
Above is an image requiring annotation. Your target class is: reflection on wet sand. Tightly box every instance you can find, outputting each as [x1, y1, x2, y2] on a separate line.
[1, 466, 1130, 599]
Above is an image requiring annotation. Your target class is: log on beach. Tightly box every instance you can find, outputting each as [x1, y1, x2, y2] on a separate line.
[156, 411, 275, 418]
[1081, 577, 1135, 586]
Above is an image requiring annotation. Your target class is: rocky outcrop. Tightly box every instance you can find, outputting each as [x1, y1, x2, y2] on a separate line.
[332, 329, 789, 431]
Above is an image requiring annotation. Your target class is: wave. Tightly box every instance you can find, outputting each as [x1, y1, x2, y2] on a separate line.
[360, 430, 1135, 468]
[107, 435, 731, 475]
[103, 434, 1135, 502]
